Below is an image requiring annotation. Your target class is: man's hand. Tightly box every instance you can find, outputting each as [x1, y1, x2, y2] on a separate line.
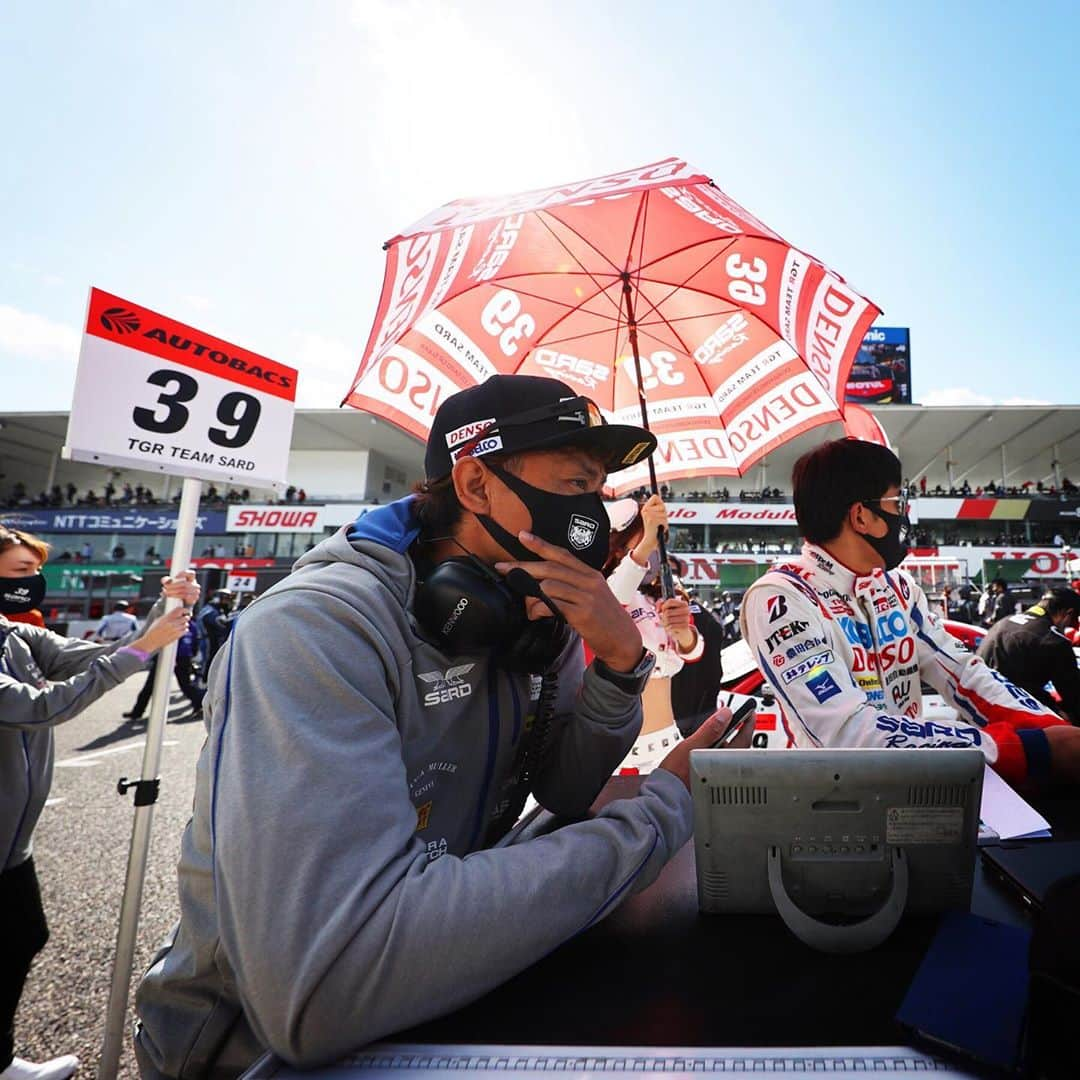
[495, 531, 642, 672]
[657, 708, 757, 789]
[161, 571, 200, 608]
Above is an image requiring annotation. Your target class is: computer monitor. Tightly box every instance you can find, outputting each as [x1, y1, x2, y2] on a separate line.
[691, 747, 985, 953]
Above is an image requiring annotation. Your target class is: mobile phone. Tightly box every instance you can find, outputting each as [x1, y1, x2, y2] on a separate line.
[712, 697, 756, 746]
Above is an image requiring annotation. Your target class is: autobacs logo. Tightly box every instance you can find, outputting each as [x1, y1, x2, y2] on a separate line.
[100, 307, 141, 335]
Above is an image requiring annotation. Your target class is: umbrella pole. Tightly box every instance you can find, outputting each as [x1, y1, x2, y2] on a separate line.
[621, 275, 674, 598]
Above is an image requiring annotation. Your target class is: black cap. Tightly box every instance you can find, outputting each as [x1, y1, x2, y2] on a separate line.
[424, 374, 656, 480]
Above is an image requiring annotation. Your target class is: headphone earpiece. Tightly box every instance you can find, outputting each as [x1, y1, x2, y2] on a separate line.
[413, 557, 571, 673]
[414, 557, 525, 652]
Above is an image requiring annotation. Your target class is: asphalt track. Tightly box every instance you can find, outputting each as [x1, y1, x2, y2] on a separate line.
[16, 676, 208, 1080]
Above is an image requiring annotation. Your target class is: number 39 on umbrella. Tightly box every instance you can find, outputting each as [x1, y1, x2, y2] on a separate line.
[66, 287, 297, 489]
[344, 156, 881, 496]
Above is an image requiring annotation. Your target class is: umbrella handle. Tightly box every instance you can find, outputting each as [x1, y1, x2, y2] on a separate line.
[620, 274, 674, 599]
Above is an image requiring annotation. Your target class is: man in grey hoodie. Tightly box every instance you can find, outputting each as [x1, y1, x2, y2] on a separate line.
[135, 375, 731, 1077]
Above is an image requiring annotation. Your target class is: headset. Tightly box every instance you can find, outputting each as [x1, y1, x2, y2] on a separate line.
[412, 554, 572, 675]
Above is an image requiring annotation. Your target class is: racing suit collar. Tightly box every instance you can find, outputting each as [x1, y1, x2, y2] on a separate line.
[802, 543, 893, 603]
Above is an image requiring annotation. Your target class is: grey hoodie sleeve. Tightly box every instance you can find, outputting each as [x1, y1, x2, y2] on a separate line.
[529, 641, 643, 816]
[0, 625, 147, 730]
[209, 594, 692, 1068]
[32, 595, 163, 681]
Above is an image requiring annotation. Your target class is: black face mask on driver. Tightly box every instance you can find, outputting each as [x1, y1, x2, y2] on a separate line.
[475, 461, 610, 573]
[862, 504, 911, 571]
[0, 572, 47, 615]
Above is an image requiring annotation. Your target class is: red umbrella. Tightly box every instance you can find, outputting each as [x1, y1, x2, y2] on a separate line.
[344, 157, 880, 495]
[842, 403, 891, 448]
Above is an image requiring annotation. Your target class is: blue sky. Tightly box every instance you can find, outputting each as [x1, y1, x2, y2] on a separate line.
[2, 0, 1077, 412]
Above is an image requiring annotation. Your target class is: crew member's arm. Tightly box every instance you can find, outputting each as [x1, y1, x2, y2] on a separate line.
[41, 573, 197, 679]
[207, 592, 692, 1067]
[0, 609, 188, 729]
[905, 581, 1060, 730]
[741, 579, 996, 756]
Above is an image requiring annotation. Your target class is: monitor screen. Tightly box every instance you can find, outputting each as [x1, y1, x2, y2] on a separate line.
[691, 748, 984, 952]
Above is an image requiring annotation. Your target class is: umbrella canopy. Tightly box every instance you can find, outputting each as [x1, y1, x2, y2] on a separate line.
[345, 158, 880, 494]
[842, 403, 891, 448]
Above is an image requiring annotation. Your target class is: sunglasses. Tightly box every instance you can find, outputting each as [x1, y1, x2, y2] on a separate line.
[862, 493, 910, 518]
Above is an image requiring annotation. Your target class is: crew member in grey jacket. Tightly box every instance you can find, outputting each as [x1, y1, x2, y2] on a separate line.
[0, 526, 197, 1080]
[135, 376, 732, 1078]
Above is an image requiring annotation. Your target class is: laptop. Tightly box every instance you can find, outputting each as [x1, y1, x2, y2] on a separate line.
[981, 840, 1080, 912]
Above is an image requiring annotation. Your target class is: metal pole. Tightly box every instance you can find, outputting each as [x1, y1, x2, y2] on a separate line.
[1053, 445, 1062, 491]
[946, 446, 955, 491]
[620, 274, 674, 597]
[98, 476, 201, 1080]
[1001, 444, 1008, 492]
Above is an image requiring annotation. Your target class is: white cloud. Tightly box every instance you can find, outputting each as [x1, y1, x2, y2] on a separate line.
[0, 304, 80, 358]
[921, 386, 1051, 408]
[293, 333, 359, 408]
[182, 294, 212, 311]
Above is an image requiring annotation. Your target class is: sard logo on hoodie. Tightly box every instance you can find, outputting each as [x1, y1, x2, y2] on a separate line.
[416, 663, 476, 707]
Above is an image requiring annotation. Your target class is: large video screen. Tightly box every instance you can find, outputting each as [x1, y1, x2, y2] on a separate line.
[846, 327, 911, 405]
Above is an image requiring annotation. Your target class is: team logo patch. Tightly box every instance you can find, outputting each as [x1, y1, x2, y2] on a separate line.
[417, 664, 476, 707]
[806, 669, 842, 703]
[765, 620, 810, 653]
[766, 594, 788, 623]
[781, 652, 834, 684]
[445, 418, 496, 449]
[567, 514, 599, 550]
[772, 654, 785, 667]
[415, 801, 432, 831]
[450, 433, 502, 462]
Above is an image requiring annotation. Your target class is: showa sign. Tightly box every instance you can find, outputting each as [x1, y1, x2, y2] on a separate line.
[66, 288, 297, 488]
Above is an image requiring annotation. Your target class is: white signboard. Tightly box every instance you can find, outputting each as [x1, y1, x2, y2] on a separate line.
[66, 288, 297, 489]
[226, 573, 257, 593]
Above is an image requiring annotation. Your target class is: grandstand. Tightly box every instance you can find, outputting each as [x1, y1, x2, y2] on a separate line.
[2, 403, 1079, 621]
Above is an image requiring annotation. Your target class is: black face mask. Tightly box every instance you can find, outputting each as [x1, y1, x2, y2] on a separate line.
[0, 572, 46, 615]
[477, 462, 609, 573]
[863, 505, 911, 571]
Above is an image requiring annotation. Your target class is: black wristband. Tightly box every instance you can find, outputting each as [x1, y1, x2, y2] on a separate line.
[591, 648, 655, 696]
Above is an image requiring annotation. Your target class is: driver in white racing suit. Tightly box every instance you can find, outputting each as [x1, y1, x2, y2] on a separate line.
[741, 438, 1080, 789]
